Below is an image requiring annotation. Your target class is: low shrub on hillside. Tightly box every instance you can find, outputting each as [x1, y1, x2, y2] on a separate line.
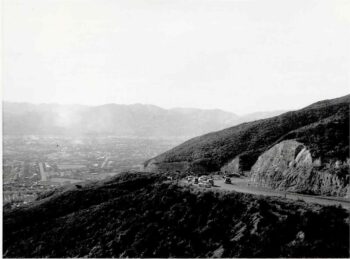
[3, 173, 350, 258]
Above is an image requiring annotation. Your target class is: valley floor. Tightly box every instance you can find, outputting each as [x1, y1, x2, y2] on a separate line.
[180, 176, 350, 210]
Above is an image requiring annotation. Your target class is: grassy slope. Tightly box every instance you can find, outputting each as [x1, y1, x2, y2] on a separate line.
[3, 173, 350, 258]
[146, 95, 350, 172]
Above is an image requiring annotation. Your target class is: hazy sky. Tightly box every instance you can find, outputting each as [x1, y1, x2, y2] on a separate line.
[3, 0, 350, 114]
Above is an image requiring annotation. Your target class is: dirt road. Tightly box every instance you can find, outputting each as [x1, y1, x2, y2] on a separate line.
[182, 176, 350, 210]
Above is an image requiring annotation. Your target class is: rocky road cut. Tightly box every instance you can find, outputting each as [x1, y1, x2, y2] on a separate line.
[181, 176, 350, 210]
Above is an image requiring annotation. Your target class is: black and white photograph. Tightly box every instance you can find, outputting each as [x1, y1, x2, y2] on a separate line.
[2, 0, 350, 258]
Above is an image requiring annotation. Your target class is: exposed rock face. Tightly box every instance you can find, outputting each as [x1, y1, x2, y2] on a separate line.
[250, 140, 349, 197]
[221, 157, 242, 174]
[146, 95, 349, 175]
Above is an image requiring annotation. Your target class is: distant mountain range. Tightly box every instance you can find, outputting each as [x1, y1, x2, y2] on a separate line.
[2, 102, 284, 138]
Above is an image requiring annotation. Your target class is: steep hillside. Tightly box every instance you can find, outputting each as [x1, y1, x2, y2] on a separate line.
[145, 95, 350, 174]
[3, 173, 349, 258]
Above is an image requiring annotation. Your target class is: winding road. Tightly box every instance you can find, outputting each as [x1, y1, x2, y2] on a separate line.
[181, 176, 350, 210]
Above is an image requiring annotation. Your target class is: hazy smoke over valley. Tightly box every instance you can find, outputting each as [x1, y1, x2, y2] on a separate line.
[3, 102, 285, 138]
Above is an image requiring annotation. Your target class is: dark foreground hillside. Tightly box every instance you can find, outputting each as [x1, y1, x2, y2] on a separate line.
[3, 173, 350, 258]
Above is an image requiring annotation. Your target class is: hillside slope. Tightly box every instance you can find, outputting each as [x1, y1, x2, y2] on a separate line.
[3, 173, 349, 258]
[145, 95, 349, 174]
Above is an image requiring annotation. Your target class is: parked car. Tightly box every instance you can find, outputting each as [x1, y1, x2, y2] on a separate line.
[187, 176, 193, 182]
[224, 177, 231, 184]
[193, 178, 199, 184]
[207, 179, 214, 186]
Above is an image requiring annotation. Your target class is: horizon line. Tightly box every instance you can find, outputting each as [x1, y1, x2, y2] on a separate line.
[1, 99, 291, 117]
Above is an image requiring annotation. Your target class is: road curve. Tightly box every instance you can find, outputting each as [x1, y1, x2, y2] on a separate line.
[181, 177, 350, 210]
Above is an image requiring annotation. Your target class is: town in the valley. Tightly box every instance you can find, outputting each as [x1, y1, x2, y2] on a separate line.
[3, 135, 181, 207]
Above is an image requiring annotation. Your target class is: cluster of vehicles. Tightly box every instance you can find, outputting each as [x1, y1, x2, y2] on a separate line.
[187, 175, 214, 188]
[187, 175, 232, 188]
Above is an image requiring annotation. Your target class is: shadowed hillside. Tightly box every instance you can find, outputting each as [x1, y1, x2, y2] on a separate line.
[3, 173, 349, 258]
